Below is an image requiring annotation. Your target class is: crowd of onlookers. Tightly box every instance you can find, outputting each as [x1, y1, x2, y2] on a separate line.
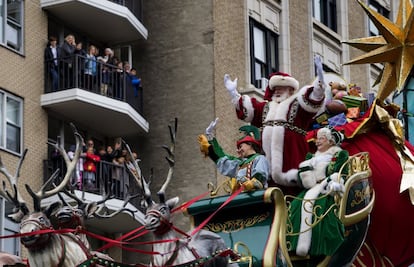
[51, 138, 139, 198]
[44, 34, 142, 100]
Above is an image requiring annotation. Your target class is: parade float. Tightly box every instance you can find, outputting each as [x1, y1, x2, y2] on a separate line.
[2, 0, 414, 266]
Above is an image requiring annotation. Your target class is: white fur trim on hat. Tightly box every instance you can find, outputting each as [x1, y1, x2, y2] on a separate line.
[269, 74, 299, 92]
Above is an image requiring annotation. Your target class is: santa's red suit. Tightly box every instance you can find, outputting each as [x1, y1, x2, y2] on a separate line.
[233, 72, 325, 187]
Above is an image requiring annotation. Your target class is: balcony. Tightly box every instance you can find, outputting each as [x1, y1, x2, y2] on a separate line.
[41, 55, 148, 137]
[43, 159, 145, 233]
[40, 0, 147, 44]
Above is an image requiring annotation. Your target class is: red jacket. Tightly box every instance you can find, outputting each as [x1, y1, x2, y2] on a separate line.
[83, 152, 100, 173]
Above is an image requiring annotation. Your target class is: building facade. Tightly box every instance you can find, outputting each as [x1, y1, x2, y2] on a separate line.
[0, 0, 398, 264]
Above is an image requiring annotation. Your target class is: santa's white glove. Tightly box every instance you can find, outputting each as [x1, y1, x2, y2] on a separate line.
[224, 74, 241, 105]
[312, 55, 325, 100]
[205, 117, 219, 140]
[315, 55, 324, 85]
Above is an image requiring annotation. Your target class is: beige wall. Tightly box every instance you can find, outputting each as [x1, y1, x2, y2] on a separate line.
[213, 0, 246, 183]
[0, 1, 48, 258]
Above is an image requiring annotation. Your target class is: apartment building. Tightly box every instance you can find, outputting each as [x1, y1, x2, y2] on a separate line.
[0, 0, 400, 264]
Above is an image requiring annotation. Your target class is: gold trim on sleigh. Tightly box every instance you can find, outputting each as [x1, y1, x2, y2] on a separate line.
[281, 152, 374, 266]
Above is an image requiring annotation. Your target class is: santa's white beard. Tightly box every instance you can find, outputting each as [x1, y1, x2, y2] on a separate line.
[272, 91, 290, 103]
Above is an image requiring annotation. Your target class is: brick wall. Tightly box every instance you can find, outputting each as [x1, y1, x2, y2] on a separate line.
[0, 0, 48, 258]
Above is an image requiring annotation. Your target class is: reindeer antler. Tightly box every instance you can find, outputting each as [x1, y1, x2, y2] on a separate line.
[124, 140, 152, 206]
[26, 123, 84, 211]
[124, 118, 178, 206]
[92, 186, 139, 219]
[157, 118, 178, 203]
[0, 149, 29, 221]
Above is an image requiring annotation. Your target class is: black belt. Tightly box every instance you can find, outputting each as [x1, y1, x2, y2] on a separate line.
[262, 120, 307, 136]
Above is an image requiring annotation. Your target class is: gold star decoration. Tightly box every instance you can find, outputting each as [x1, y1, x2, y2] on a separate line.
[343, 0, 414, 101]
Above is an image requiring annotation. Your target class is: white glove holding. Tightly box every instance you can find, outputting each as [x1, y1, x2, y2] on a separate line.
[312, 55, 325, 100]
[205, 117, 219, 140]
[315, 55, 324, 85]
[326, 173, 345, 196]
[224, 74, 241, 105]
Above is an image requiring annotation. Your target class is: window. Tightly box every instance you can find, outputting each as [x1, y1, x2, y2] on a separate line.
[0, 0, 24, 52]
[313, 0, 337, 32]
[0, 90, 23, 154]
[0, 199, 20, 256]
[369, 0, 389, 36]
[249, 18, 278, 89]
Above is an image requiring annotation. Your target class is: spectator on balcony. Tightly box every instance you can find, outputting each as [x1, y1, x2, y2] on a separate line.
[112, 149, 126, 197]
[97, 48, 115, 65]
[44, 36, 61, 92]
[61, 34, 77, 88]
[123, 61, 131, 74]
[128, 68, 142, 97]
[114, 61, 124, 100]
[97, 48, 114, 96]
[97, 146, 112, 191]
[83, 146, 100, 190]
[74, 42, 87, 88]
[83, 139, 96, 154]
[84, 45, 98, 92]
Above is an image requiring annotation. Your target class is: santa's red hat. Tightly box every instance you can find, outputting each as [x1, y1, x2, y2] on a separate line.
[264, 72, 299, 101]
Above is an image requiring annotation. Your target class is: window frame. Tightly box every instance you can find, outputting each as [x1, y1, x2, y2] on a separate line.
[312, 0, 337, 32]
[249, 18, 279, 89]
[368, 0, 389, 36]
[0, 198, 21, 256]
[0, 89, 23, 155]
[0, 0, 24, 53]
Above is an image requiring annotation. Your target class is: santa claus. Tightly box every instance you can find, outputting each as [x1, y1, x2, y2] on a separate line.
[224, 56, 326, 188]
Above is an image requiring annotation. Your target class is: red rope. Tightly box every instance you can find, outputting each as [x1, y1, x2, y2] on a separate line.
[96, 190, 211, 252]
[190, 186, 243, 236]
[171, 191, 211, 213]
[0, 189, 242, 258]
[96, 225, 146, 252]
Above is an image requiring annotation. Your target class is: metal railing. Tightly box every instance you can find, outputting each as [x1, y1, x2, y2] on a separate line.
[43, 159, 132, 199]
[44, 54, 143, 115]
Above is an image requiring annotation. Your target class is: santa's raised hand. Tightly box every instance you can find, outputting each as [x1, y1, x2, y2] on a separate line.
[312, 55, 325, 100]
[224, 74, 241, 105]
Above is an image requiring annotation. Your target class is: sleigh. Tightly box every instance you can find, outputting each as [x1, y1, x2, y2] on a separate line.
[185, 152, 374, 267]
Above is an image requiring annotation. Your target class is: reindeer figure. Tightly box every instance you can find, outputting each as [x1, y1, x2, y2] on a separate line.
[126, 118, 239, 267]
[55, 184, 137, 254]
[0, 124, 94, 267]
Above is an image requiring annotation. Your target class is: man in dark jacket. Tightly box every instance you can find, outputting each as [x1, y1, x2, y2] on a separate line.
[44, 36, 61, 92]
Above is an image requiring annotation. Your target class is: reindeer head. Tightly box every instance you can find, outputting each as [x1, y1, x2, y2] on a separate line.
[144, 196, 178, 235]
[55, 184, 137, 230]
[19, 202, 61, 248]
[55, 191, 97, 229]
[126, 118, 178, 236]
[0, 123, 83, 250]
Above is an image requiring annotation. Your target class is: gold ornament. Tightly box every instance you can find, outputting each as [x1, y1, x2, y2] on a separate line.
[344, 0, 414, 101]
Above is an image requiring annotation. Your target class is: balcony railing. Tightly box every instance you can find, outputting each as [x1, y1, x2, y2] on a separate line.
[44, 55, 143, 115]
[43, 159, 134, 199]
[108, 0, 143, 21]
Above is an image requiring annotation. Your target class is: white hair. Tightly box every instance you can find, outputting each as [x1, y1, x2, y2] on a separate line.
[317, 127, 343, 145]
